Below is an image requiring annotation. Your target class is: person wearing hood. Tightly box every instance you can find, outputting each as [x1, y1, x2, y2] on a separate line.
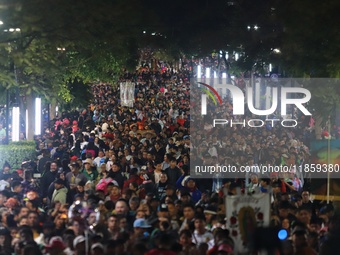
[51, 179, 68, 204]
[176, 175, 202, 204]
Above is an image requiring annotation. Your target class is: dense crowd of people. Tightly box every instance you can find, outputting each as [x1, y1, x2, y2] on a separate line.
[0, 63, 338, 255]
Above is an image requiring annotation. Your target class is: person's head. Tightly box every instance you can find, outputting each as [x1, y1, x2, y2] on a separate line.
[18, 225, 34, 242]
[111, 162, 120, 172]
[301, 190, 310, 203]
[11, 181, 23, 193]
[70, 162, 80, 173]
[160, 173, 168, 183]
[170, 157, 177, 168]
[73, 235, 86, 255]
[50, 161, 58, 172]
[19, 207, 29, 219]
[110, 185, 121, 197]
[282, 218, 290, 230]
[83, 160, 92, 171]
[180, 191, 191, 204]
[129, 197, 140, 211]
[194, 214, 207, 233]
[278, 201, 291, 218]
[179, 229, 192, 246]
[19, 216, 28, 226]
[0, 191, 7, 206]
[108, 214, 118, 231]
[133, 218, 150, 237]
[186, 178, 196, 189]
[250, 174, 258, 184]
[183, 204, 195, 220]
[297, 206, 312, 226]
[292, 227, 308, 250]
[27, 211, 39, 228]
[115, 199, 129, 215]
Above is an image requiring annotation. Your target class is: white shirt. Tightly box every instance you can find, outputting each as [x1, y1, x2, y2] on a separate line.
[192, 229, 214, 246]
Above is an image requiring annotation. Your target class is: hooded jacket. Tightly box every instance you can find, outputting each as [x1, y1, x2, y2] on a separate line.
[51, 186, 68, 204]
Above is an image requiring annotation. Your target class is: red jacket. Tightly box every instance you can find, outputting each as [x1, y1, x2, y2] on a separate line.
[123, 174, 143, 190]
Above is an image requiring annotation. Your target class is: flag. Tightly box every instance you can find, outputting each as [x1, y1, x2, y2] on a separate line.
[120, 82, 135, 107]
[225, 193, 271, 254]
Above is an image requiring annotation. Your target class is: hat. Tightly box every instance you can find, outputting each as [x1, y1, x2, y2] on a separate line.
[133, 218, 151, 228]
[55, 179, 65, 185]
[73, 235, 86, 247]
[204, 206, 217, 215]
[46, 236, 65, 250]
[70, 156, 78, 161]
[0, 226, 9, 236]
[71, 162, 80, 168]
[91, 243, 104, 251]
[83, 158, 94, 167]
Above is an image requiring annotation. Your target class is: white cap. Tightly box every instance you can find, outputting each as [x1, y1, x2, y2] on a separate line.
[73, 235, 86, 248]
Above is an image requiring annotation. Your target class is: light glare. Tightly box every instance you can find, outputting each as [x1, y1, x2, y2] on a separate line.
[35, 98, 41, 135]
[12, 107, 20, 141]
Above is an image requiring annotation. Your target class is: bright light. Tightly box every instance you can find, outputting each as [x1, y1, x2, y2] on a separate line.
[206, 68, 210, 78]
[247, 26, 251, 30]
[57, 47, 66, 51]
[278, 229, 288, 240]
[269, 63, 272, 72]
[3, 29, 8, 32]
[143, 31, 146, 34]
[235, 53, 239, 61]
[0, 20, 3, 25]
[151, 32, 156, 36]
[254, 25, 259, 30]
[12, 107, 20, 142]
[222, 73, 227, 79]
[197, 65, 202, 79]
[35, 98, 41, 135]
[56, 106, 59, 115]
[25, 109, 28, 138]
[9, 28, 14, 32]
[273, 48, 281, 53]
[15, 28, 20, 32]
[214, 71, 217, 78]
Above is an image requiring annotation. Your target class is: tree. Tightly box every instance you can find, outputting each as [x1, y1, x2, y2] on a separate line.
[0, 0, 146, 140]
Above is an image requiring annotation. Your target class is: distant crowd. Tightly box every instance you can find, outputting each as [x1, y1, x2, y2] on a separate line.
[0, 62, 338, 255]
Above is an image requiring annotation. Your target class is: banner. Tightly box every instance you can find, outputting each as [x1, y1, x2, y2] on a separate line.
[120, 82, 135, 107]
[226, 193, 271, 254]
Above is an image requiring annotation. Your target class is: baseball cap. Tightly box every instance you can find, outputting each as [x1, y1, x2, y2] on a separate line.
[133, 218, 151, 228]
[55, 179, 65, 185]
[70, 162, 80, 168]
[45, 236, 65, 250]
[91, 243, 104, 251]
[73, 235, 86, 247]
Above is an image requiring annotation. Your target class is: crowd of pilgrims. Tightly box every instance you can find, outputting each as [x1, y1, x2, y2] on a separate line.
[0, 63, 338, 255]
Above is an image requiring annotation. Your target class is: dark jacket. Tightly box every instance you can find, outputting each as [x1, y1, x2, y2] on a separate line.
[107, 170, 126, 189]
